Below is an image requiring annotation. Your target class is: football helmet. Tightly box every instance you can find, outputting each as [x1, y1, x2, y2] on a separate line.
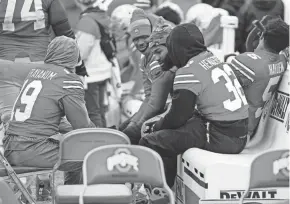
[110, 4, 138, 40]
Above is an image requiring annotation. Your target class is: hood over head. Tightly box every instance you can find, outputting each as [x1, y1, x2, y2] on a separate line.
[44, 36, 80, 70]
[166, 23, 207, 68]
[148, 17, 173, 48]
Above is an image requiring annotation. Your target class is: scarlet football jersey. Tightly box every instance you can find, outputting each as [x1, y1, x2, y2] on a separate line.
[174, 51, 249, 121]
[7, 64, 85, 137]
[0, 0, 53, 61]
[231, 51, 287, 135]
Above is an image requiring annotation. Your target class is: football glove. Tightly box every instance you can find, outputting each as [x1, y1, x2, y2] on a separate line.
[143, 121, 157, 134]
[75, 60, 89, 77]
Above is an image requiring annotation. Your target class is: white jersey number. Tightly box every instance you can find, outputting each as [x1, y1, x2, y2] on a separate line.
[247, 53, 261, 60]
[255, 76, 281, 118]
[12, 80, 43, 122]
[211, 64, 248, 112]
[3, 0, 45, 31]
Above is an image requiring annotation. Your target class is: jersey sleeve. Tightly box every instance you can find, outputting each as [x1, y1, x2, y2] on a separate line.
[60, 72, 94, 129]
[76, 16, 101, 39]
[48, 0, 75, 38]
[148, 60, 163, 82]
[173, 67, 202, 96]
[231, 52, 257, 82]
[60, 94, 95, 129]
[62, 73, 85, 97]
[131, 68, 175, 127]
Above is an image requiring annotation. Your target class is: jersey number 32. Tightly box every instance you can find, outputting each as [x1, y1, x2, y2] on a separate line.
[2, 0, 45, 31]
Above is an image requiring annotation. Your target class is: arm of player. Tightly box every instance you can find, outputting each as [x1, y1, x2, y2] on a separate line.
[131, 63, 174, 127]
[48, 0, 75, 39]
[153, 89, 196, 131]
[60, 94, 95, 129]
[153, 67, 200, 131]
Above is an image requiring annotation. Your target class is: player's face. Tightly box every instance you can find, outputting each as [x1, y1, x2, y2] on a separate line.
[133, 36, 150, 53]
[151, 45, 167, 61]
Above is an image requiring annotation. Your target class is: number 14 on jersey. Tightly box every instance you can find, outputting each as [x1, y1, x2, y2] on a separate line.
[2, 0, 45, 31]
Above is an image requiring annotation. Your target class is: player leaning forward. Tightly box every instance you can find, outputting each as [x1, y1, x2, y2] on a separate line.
[120, 9, 176, 143]
[141, 23, 249, 187]
[1, 36, 95, 184]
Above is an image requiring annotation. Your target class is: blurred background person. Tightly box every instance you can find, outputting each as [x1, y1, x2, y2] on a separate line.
[235, 0, 284, 52]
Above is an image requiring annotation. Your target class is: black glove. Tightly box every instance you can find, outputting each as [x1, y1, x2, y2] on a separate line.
[75, 60, 89, 77]
[143, 121, 157, 134]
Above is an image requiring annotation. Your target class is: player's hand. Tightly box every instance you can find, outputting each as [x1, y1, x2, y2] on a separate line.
[143, 121, 157, 134]
[75, 60, 89, 77]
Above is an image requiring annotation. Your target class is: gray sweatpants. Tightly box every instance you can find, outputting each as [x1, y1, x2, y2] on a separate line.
[3, 134, 82, 184]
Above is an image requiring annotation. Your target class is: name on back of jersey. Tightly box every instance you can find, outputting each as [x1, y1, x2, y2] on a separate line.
[28, 69, 57, 80]
[199, 55, 221, 70]
[269, 62, 285, 76]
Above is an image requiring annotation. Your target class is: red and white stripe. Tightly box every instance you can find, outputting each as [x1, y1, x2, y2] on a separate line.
[174, 73, 200, 85]
[231, 58, 255, 82]
[63, 80, 84, 90]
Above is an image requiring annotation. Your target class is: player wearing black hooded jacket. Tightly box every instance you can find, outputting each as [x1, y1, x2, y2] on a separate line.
[140, 23, 249, 187]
